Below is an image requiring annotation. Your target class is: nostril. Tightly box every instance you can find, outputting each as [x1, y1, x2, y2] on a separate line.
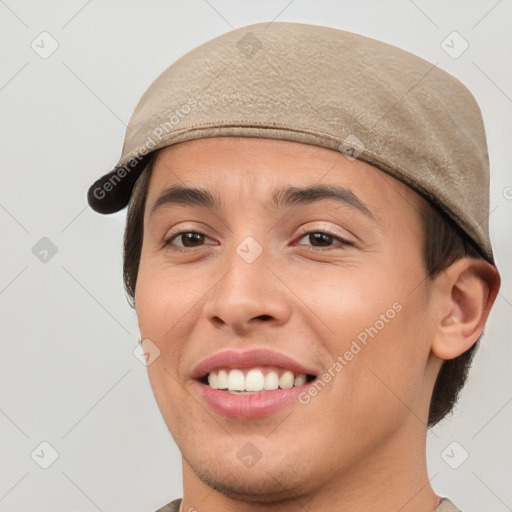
[255, 314, 272, 321]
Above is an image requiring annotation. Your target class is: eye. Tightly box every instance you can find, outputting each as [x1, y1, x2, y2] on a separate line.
[295, 230, 352, 249]
[164, 230, 214, 248]
[163, 229, 351, 250]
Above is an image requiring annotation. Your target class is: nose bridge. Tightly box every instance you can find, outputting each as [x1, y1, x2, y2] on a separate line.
[216, 233, 271, 308]
[203, 232, 291, 331]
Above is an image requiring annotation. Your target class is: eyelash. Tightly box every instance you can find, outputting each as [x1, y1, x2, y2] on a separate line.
[294, 229, 353, 250]
[163, 228, 353, 251]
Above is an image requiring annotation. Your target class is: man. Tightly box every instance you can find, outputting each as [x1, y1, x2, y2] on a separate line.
[87, 22, 500, 512]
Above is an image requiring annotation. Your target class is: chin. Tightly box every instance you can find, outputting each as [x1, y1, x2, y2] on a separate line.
[185, 452, 314, 504]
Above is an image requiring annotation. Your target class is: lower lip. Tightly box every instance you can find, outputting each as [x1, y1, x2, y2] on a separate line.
[195, 381, 310, 418]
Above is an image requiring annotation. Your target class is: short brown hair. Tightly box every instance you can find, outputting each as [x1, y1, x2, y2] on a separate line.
[123, 155, 485, 427]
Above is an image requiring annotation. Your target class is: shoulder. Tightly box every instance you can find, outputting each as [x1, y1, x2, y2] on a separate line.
[156, 497, 461, 512]
[154, 498, 182, 512]
[436, 497, 464, 512]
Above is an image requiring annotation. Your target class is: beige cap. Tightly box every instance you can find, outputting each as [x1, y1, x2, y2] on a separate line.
[87, 22, 494, 263]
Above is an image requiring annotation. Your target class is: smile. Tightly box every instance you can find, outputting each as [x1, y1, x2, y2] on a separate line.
[205, 367, 313, 393]
[193, 349, 318, 418]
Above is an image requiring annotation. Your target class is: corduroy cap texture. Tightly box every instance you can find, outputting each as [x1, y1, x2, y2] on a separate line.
[87, 22, 494, 263]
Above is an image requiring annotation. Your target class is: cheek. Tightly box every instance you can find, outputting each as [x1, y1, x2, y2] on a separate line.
[295, 257, 433, 419]
[134, 261, 197, 402]
[135, 261, 200, 431]
[290, 259, 414, 344]
[135, 259, 199, 344]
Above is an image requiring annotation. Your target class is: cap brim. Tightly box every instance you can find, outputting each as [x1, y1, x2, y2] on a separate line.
[87, 154, 152, 214]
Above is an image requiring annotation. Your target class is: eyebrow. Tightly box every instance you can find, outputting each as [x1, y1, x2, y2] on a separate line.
[150, 183, 375, 220]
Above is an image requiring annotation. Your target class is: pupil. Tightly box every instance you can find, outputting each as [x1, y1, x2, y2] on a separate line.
[181, 232, 333, 247]
[184, 232, 204, 246]
[310, 232, 331, 246]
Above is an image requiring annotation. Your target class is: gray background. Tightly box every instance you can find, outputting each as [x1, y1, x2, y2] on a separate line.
[0, 1, 511, 511]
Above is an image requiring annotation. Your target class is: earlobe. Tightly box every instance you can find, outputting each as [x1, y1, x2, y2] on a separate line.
[431, 258, 500, 360]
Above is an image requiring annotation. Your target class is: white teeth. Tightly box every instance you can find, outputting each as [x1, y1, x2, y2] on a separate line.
[279, 371, 294, 389]
[264, 371, 279, 390]
[227, 369, 245, 391]
[207, 368, 309, 392]
[245, 369, 265, 392]
[294, 374, 306, 386]
[208, 372, 217, 389]
[217, 369, 228, 390]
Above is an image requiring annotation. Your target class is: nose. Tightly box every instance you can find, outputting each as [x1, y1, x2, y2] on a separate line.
[202, 241, 292, 336]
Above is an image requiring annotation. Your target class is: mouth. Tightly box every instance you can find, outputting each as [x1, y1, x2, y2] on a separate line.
[192, 349, 318, 418]
[200, 367, 316, 394]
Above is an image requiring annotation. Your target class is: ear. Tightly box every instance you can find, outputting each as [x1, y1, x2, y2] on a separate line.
[431, 257, 500, 360]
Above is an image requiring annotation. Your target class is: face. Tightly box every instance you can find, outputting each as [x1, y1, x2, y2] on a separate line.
[135, 137, 440, 501]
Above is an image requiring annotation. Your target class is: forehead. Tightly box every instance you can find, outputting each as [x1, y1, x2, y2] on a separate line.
[145, 137, 424, 218]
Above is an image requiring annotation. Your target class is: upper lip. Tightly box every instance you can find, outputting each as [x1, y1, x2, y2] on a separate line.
[191, 348, 319, 380]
